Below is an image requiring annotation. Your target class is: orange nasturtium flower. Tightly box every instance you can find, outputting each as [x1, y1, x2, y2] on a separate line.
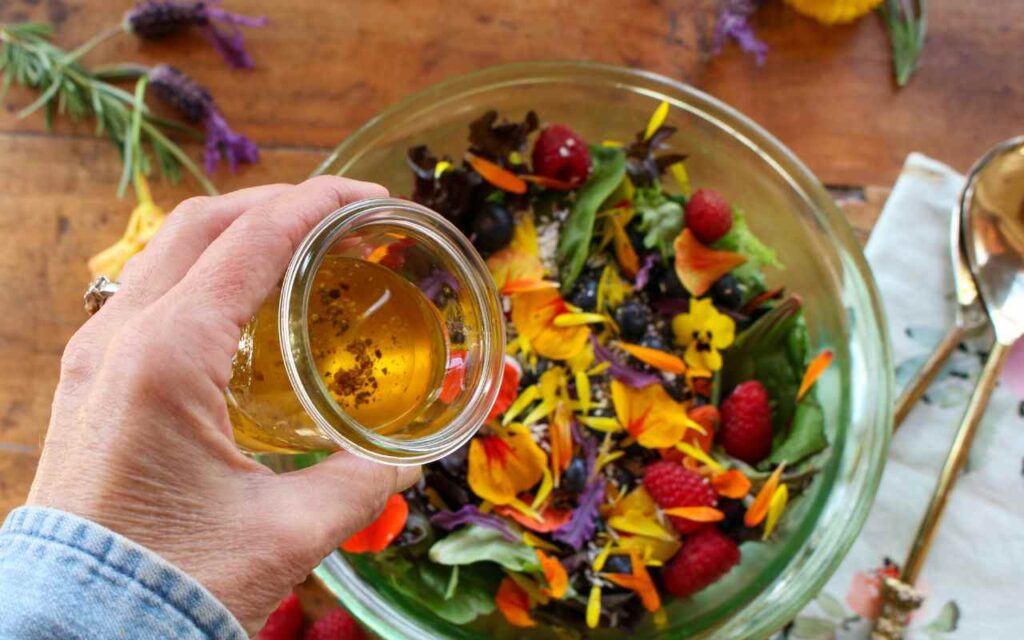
[610, 380, 698, 449]
[511, 288, 591, 360]
[467, 424, 547, 505]
[496, 576, 536, 627]
[536, 549, 569, 599]
[672, 297, 736, 371]
[340, 493, 408, 553]
[487, 249, 556, 295]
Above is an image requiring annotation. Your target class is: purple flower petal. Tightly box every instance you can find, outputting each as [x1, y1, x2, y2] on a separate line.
[419, 269, 460, 303]
[712, 0, 768, 65]
[570, 420, 598, 475]
[634, 253, 659, 291]
[552, 476, 606, 550]
[430, 505, 519, 542]
[590, 336, 660, 388]
[127, 1, 266, 69]
[203, 107, 259, 173]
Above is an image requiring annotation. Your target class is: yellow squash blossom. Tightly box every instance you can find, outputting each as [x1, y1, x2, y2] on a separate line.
[610, 380, 695, 449]
[88, 173, 166, 279]
[672, 298, 736, 371]
[511, 289, 591, 360]
[785, 0, 883, 24]
[467, 424, 547, 505]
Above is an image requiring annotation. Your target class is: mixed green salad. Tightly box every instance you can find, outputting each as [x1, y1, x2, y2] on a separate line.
[330, 103, 834, 634]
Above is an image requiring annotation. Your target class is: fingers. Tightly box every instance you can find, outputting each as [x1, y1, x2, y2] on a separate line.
[271, 452, 421, 555]
[112, 184, 293, 312]
[167, 176, 388, 331]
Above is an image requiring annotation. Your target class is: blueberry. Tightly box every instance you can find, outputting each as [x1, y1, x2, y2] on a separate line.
[603, 554, 632, 574]
[562, 458, 587, 494]
[571, 278, 599, 311]
[470, 202, 513, 254]
[615, 302, 649, 341]
[710, 274, 743, 310]
[656, 267, 688, 299]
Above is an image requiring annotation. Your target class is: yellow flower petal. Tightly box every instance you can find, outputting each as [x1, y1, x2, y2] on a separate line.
[554, 312, 610, 327]
[785, 0, 883, 24]
[467, 426, 547, 505]
[763, 484, 789, 539]
[532, 467, 554, 510]
[644, 101, 670, 141]
[669, 161, 691, 197]
[593, 541, 613, 572]
[510, 211, 539, 256]
[580, 416, 623, 433]
[512, 289, 590, 361]
[746, 463, 786, 527]
[522, 531, 561, 552]
[502, 385, 540, 426]
[586, 585, 602, 628]
[434, 160, 452, 179]
[607, 515, 678, 541]
[575, 371, 592, 412]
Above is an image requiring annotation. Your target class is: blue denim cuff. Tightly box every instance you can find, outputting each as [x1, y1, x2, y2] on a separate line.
[0, 506, 247, 639]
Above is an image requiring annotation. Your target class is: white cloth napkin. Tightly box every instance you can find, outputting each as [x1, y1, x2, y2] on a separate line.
[780, 154, 1024, 639]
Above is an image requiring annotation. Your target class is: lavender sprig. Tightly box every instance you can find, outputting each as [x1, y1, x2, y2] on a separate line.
[712, 0, 768, 65]
[125, 1, 267, 69]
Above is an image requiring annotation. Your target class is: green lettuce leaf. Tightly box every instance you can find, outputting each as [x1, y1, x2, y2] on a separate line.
[384, 557, 500, 625]
[429, 524, 540, 572]
[768, 398, 827, 466]
[634, 187, 684, 258]
[713, 208, 781, 292]
[557, 145, 626, 288]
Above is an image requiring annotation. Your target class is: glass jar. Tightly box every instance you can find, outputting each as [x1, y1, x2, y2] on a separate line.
[226, 197, 505, 465]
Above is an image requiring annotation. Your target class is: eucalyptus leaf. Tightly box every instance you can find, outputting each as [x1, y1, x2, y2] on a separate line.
[557, 145, 626, 288]
[429, 524, 541, 572]
[769, 399, 827, 466]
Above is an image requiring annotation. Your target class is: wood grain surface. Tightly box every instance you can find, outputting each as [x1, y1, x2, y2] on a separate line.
[0, 0, 1019, 520]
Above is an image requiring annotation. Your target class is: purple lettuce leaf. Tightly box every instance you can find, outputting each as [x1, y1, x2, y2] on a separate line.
[430, 505, 519, 542]
[552, 476, 606, 550]
[590, 336, 660, 388]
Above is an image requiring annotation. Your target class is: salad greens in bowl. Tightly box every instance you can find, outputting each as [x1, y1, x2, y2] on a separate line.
[302, 62, 891, 639]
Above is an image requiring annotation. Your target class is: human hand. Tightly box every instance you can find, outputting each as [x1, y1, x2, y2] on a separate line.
[27, 177, 421, 634]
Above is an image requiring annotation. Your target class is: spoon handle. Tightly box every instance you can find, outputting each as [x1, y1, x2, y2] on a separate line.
[901, 340, 1010, 583]
[892, 324, 967, 430]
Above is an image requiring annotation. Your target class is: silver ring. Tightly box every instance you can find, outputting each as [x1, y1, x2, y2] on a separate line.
[84, 276, 121, 315]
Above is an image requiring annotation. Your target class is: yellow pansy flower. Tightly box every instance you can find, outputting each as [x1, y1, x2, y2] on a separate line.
[671, 298, 736, 371]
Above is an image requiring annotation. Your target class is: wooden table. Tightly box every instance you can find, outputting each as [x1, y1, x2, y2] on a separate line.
[1, 0, 1021, 522]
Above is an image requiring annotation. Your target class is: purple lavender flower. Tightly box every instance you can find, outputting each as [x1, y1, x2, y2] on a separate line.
[126, 1, 267, 69]
[634, 253, 659, 291]
[712, 0, 768, 65]
[552, 476, 605, 550]
[430, 505, 519, 542]
[148, 64, 259, 173]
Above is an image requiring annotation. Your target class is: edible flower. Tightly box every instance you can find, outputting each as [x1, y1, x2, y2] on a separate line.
[591, 337, 661, 388]
[511, 289, 591, 360]
[711, 469, 752, 499]
[797, 349, 834, 400]
[88, 173, 165, 278]
[672, 228, 746, 297]
[487, 356, 522, 421]
[487, 249, 555, 294]
[496, 576, 536, 627]
[497, 502, 572, 533]
[595, 264, 631, 312]
[745, 463, 786, 527]
[125, 0, 267, 69]
[606, 487, 681, 563]
[586, 584, 602, 628]
[712, 0, 769, 65]
[672, 297, 736, 371]
[644, 101, 670, 141]
[617, 342, 687, 374]
[610, 380, 697, 448]
[552, 475, 606, 550]
[340, 493, 408, 553]
[550, 403, 574, 483]
[536, 550, 569, 599]
[147, 64, 258, 173]
[785, 0, 883, 25]
[466, 153, 527, 194]
[602, 550, 661, 612]
[762, 483, 789, 539]
[467, 425, 547, 505]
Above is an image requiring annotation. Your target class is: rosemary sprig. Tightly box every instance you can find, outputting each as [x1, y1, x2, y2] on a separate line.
[0, 22, 216, 195]
[881, 0, 928, 88]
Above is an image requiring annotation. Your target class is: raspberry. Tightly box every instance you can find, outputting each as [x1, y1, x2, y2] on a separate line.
[257, 593, 304, 640]
[531, 124, 591, 185]
[685, 189, 733, 243]
[719, 380, 773, 464]
[662, 528, 741, 599]
[303, 607, 366, 640]
[642, 461, 717, 534]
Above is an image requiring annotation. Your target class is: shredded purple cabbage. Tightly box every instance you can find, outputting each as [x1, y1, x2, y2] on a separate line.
[712, 0, 768, 65]
[590, 336, 660, 388]
[430, 505, 518, 542]
[634, 253, 659, 291]
[553, 476, 606, 550]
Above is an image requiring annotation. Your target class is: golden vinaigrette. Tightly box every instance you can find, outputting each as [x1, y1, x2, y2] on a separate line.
[228, 256, 448, 452]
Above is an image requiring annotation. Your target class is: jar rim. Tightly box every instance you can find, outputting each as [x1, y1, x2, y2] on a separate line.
[277, 197, 505, 465]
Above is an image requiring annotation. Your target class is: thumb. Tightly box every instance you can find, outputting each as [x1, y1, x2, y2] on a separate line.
[266, 452, 421, 560]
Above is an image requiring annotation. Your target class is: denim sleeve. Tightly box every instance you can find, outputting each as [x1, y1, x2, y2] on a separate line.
[0, 506, 247, 640]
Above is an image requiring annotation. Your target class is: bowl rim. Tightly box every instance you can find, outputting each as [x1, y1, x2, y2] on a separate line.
[313, 59, 894, 639]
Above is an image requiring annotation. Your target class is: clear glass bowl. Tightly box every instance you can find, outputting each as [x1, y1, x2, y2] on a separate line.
[312, 61, 892, 639]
